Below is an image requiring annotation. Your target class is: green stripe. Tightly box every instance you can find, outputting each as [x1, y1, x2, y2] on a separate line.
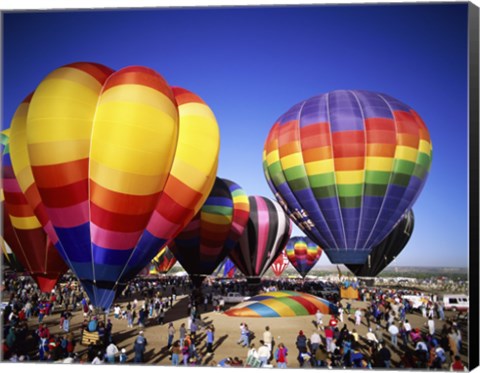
[202, 205, 233, 215]
[307, 173, 335, 187]
[393, 159, 416, 175]
[277, 297, 310, 315]
[364, 183, 388, 197]
[390, 173, 412, 187]
[286, 177, 310, 191]
[339, 196, 362, 208]
[312, 185, 337, 199]
[284, 165, 307, 181]
[337, 184, 363, 197]
[365, 170, 391, 185]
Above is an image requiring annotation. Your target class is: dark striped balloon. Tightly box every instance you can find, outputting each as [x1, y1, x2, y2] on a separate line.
[170, 177, 250, 277]
[346, 209, 414, 277]
[229, 196, 292, 278]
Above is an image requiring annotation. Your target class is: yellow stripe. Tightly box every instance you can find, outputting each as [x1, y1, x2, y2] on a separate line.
[28, 140, 89, 166]
[261, 298, 296, 317]
[395, 146, 418, 163]
[89, 160, 167, 196]
[9, 102, 35, 194]
[44, 66, 104, 94]
[280, 153, 303, 169]
[178, 102, 216, 121]
[305, 159, 335, 174]
[418, 139, 432, 155]
[170, 157, 213, 193]
[265, 150, 279, 165]
[174, 114, 219, 175]
[201, 212, 233, 225]
[335, 170, 365, 184]
[9, 215, 42, 230]
[365, 157, 394, 172]
[90, 102, 177, 176]
[233, 195, 249, 204]
[99, 84, 178, 121]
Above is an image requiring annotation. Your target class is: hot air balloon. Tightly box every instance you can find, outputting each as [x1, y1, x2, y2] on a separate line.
[150, 246, 177, 274]
[9, 63, 220, 309]
[229, 196, 292, 286]
[169, 177, 250, 287]
[263, 90, 432, 265]
[346, 209, 414, 277]
[2, 129, 68, 292]
[286, 236, 322, 278]
[271, 250, 289, 277]
[212, 258, 237, 278]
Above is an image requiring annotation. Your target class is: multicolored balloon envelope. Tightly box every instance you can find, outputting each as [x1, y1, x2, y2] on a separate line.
[2, 129, 68, 292]
[286, 236, 322, 278]
[229, 196, 292, 279]
[213, 258, 237, 278]
[170, 178, 249, 280]
[271, 250, 289, 277]
[150, 246, 177, 274]
[346, 209, 414, 277]
[8, 62, 220, 309]
[225, 291, 337, 317]
[263, 90, 432, 264]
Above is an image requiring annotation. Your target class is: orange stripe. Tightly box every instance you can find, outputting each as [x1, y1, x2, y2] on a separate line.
[367, 144, 396, 157]
[302, 147, 332, 163]
[163, 175, 204, 209]
[32, 159, 88, 188]
[334, 157, 364, 171]
[90, 181, 160, 215]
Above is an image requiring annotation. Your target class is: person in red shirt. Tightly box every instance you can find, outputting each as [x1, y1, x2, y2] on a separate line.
[274, 343, 288, 368]
[329, 314, 338, 328]
[451, 355, 467, 371]
[324, 327, 334, 352]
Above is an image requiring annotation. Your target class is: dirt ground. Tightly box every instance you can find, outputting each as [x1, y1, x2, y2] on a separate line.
[9, 286, 468, 369]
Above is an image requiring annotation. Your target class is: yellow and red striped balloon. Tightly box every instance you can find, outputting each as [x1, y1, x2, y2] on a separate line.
[9, 62, 220, 308]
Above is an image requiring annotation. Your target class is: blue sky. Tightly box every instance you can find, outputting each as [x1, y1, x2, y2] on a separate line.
[2, 3, 469, 267]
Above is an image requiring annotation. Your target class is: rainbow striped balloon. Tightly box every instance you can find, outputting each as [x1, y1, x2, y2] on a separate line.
[263, 90, 432, 265]
[170, 178, 250, 277]
[225, 291, 336, 317]
[286, 236, 322, 278]
[9, 63, 220, 308]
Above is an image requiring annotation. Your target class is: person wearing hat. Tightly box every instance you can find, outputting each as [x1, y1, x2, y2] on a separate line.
[119, 348, 127, 363]
[133, 330, 147, 363]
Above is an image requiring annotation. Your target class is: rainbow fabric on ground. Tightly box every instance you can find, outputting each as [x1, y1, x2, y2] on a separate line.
[225, 291, 337, 317]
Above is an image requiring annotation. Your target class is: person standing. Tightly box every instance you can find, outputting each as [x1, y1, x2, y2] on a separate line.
[133, 330, 147, 363]
[167, 323, 176, 348]
[354, 308, 362, 326]
[119, 348, 127, 363]
[106, 340, 119, 363]
[171, 341, 181, 366]
[258, 340, 270, 366]
[427, 316, 435, 336]
[179, 323, 187, 347]
[263, 326, 273, 355]
[206, 326, 214, 355]
[388, 322, 399, 347]
[310, 330, 321, 355]
[274, 343, 288, 368]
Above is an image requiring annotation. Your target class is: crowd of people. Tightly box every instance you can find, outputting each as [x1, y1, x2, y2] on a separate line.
[0, 273, 470, 370]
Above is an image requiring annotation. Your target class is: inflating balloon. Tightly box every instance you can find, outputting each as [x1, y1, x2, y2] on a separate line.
[170, 177, 249, 286]
[263, 90, 432, 264]
[2, 129, 68, 292]
[286, 236, 322, 278]
[346, 209, 414, 277]
[229, 196, 292, 282]
[271, 250, 289, 277]
[9, 62, 220, 309]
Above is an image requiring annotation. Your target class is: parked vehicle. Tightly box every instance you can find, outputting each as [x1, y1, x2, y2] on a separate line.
[442, 294, 469, 312]
[215, 292, 250, 303]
